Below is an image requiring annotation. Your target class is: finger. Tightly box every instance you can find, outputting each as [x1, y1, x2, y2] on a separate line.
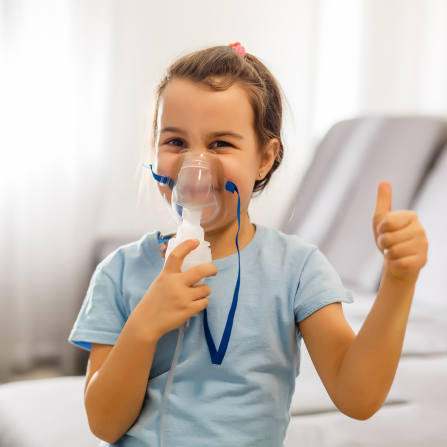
[377, 210, 416, 234]
[377, 224, 417, 250]
[383, 239, 419, 260]
[189, 284, 212, 300]
[182, 263, 218, 286]
[373, 181, 392, 229]
[191, 297, 210, 313]
[163, 239, 200, 273]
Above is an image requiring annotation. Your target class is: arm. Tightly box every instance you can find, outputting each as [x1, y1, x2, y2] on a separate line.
[299, 269, 416, 420]
[84, 328, 158, 443]
[84, 239, 217, 443]
[299, 181, 428, 420]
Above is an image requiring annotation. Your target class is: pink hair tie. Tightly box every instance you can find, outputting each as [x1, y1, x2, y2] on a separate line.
[228, 42, 246, 57]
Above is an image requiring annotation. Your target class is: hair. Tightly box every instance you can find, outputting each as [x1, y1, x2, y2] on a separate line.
[149, 45, 285, 195]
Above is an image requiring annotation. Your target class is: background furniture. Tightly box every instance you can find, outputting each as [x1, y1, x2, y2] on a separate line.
[0, 377, 100, 447]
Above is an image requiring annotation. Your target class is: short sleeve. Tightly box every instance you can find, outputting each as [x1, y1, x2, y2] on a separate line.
[68, 267, 128, 351]
[294, 248, 354, 324]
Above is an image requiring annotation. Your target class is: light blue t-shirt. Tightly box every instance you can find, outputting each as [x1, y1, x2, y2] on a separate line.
[69, 224, 353, 447]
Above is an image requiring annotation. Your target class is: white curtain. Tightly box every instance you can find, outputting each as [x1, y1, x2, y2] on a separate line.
[1, 0, 447, 380]
[0, 0, 112, 378]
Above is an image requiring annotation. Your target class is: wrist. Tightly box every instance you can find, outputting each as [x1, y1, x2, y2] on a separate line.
[125, 313, 161, 346]
[383, 268, 418, 289]
[143, 328, 162, 346]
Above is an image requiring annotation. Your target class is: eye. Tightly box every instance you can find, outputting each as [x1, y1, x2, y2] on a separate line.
[210, 141, 233, 149]
[166, 138, 186, 147]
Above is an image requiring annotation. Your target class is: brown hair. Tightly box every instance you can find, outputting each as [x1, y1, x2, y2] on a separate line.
[150, 45, 285, 195]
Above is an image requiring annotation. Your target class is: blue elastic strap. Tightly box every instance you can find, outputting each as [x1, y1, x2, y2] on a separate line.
[143, 164, 183, 216]
[143, 164, 176, 190]
[203, 181, 241, 365]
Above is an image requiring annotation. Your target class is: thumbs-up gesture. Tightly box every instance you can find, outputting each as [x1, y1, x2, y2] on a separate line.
[373, 181, 428, 284]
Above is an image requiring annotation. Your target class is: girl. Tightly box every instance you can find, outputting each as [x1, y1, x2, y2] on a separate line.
[69, 43, 428, 447]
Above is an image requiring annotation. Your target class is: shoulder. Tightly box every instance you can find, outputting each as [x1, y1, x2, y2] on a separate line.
[95, 231, 161, 286]
[258, 225, 318, 261]
[250, 224, 321, 281]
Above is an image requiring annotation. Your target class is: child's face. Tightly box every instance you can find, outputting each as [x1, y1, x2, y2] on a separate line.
[155, 78, 264, 228]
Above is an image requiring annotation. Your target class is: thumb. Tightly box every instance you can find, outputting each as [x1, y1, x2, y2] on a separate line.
[163, 239, 200, 274]
[373, 180, 392, 231]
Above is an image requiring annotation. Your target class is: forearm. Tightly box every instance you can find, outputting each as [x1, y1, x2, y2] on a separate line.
[85, 317, 159, 443]
[335, 263, 416, 419]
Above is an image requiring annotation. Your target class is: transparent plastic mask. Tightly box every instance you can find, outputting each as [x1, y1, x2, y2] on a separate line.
[154, 149, 231, 230]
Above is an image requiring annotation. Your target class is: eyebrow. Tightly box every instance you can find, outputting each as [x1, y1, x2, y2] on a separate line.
[160, 127, 244, 140]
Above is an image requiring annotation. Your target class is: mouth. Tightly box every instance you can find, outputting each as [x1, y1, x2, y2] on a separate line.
[181, 185, 221, 194]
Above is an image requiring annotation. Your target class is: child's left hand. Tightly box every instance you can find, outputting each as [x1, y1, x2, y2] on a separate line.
[372, 180, 428, 284]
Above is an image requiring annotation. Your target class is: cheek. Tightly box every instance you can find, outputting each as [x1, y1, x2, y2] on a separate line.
[153, 152, 178, 198]
[156, 151, 177, 177]
[220, 157, 256, 200]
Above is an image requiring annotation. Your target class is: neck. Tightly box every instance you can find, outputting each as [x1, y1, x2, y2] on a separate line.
[204, 210, 255, 260]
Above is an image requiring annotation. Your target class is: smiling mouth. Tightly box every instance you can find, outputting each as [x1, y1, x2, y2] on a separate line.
[181, 186, 221, 193]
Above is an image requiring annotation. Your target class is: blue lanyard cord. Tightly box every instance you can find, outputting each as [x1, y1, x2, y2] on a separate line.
[203, 181, 241, 365]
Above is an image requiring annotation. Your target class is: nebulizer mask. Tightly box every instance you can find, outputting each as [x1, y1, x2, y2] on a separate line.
[155, 149, 231, 233]
[143, 148, 242, 447]
[152, 149, 232, 302]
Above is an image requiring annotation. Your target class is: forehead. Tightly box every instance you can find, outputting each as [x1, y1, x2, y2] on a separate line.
[159, 78, 254, 132]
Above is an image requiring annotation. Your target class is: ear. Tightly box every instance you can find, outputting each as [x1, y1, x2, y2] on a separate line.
[258, 138, 280, 174]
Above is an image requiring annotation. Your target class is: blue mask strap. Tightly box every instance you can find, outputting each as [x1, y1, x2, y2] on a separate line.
[142, 164, 175, 190]
[142, 163, 183, 221]
[203, 181, 241, 365]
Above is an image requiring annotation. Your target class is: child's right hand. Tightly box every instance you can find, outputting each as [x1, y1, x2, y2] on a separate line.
[129, 239, 217, 342]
